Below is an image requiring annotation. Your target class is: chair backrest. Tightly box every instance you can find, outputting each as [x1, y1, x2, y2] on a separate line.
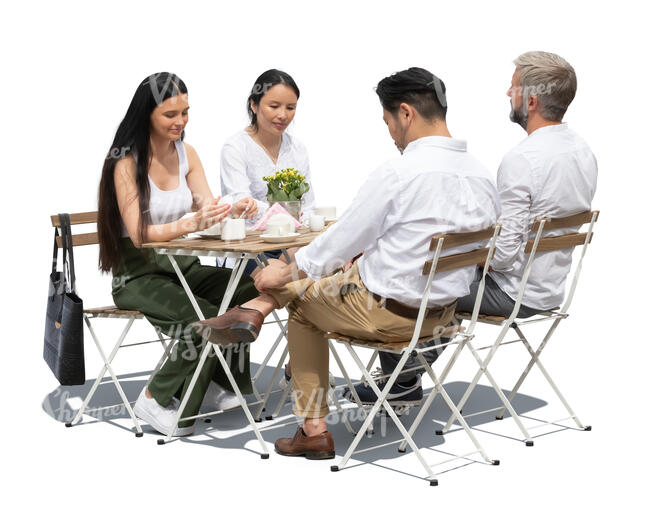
[50, 211, 99, 248]
[514, 210, 599, 316]
[404, 225, 501, 345]
[525, 210, 599, 254]
[423, 226, 499, 275]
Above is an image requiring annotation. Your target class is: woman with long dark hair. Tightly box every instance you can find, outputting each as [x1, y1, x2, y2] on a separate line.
[219, 69, 316, 274]
[98, 72, 259, 436]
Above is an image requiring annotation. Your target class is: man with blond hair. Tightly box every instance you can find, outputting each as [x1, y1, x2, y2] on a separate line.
[350, 51, 598, 406]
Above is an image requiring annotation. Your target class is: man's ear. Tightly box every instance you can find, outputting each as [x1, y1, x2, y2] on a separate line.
[399, 102, 414, 122]
[527, 94, 539, 113]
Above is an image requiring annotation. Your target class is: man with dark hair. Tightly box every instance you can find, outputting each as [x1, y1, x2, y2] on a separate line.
[192, 67, 500, 458]
[351, 53, 598, 408]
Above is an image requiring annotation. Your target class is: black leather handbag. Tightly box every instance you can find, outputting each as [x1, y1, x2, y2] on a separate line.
[43, 213, 85, 385]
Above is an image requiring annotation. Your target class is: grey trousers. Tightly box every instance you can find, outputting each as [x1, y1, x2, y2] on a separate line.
[379, 269, 542, 383]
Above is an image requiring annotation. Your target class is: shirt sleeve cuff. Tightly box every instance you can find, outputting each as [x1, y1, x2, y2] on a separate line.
[295, 247, 326, 281]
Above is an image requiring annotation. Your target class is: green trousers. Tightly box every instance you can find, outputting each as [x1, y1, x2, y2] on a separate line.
[112, 239, 258, 427]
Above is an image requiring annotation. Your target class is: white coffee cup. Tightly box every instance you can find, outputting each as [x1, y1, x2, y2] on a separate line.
[314, 206, 336, 219]
[265, 214, 294, 236]
[221, 218, 246, 241]
[309, 213, 325, 231]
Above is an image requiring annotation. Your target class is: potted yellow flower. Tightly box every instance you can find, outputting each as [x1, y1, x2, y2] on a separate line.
[262, 168, 310, 221]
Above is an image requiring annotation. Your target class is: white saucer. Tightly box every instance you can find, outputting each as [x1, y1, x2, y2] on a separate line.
[260, 232, 300, 243]
[325, 217, 337, 223]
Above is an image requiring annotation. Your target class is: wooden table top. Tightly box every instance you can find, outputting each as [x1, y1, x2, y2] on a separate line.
[142, 228, 326, 255]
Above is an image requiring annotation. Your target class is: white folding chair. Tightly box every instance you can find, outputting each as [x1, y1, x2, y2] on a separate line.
[328, 225, 502, 486]
[440, 211, 599, 446]
[50, 212, 172, 437]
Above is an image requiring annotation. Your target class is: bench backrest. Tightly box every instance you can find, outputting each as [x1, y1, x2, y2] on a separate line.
[423, 225, 501, 275]
[50, 211, 99, 248]
[525, 210, 599, 254]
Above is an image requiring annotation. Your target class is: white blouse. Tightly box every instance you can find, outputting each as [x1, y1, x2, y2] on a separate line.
[220, 129, 316, 222]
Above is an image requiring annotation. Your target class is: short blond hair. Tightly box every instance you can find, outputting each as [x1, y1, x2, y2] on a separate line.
[514, 51, 577, 121]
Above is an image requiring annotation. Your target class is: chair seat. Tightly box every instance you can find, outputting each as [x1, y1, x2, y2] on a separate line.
[455, 306, 560, 324]
[84, 305, 143, 318]
[328, 325, 463, 353]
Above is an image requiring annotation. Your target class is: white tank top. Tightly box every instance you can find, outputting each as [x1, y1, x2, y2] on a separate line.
[121, 139, 193, 237]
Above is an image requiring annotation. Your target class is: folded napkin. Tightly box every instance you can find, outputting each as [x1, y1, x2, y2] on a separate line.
[252, 203, 303, 231]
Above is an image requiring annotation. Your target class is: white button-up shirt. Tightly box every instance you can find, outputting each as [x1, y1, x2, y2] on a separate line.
[220, 130, 316, 222]
[489, 123, 598, 311]
[295, 136, 501, 307]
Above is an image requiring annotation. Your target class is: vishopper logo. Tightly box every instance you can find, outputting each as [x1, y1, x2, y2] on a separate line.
[146, 73, 187, 106]
[159, 323, 250, 374]
[293, 388, 416, 438]
[43, 387, 130, 423]
[111, 274, 129, 291]
[512, 81, 559, 99]
[250, 82, 276, 96]
[105, 146, 131, 161]
[426, 76, 447, 108]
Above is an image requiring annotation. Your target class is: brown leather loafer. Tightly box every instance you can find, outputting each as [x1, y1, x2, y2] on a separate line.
[275, 427, 335, 460]
[191, 306, 264, 346]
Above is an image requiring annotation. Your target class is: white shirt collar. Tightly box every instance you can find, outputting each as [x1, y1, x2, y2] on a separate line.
[528, 122, 568, 138]
[403, 135, 467, 154]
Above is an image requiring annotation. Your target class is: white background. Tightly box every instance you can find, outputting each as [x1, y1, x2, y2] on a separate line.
[1, 0, 648, 510]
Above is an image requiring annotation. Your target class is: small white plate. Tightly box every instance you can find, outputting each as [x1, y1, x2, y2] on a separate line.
[325, 217, 337, 223]
[260, 232, 300, 243]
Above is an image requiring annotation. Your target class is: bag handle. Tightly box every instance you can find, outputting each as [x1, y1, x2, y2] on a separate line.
[51, 224, 60, 276]
[62, 213, 77, 293]
[57, 213, 71, 293]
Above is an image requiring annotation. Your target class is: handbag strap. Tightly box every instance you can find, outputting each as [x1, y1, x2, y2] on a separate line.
[51, 224, 60, 275]
[57, 213, 70, 292]
[62, 213, 77, 293]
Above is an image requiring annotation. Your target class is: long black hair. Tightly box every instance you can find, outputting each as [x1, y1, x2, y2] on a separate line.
[246, 69, 300, 130]
[376, 67, 447, 121]
[98, 72, 188, 272]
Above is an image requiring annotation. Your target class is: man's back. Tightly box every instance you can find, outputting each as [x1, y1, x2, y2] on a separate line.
[489, 123, 598, 310]
[296, 135, 500, 308]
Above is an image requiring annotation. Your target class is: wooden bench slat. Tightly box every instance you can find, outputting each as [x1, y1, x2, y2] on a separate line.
[525, 232, 593, 254]
[51, 211, 98, 227]
[56, 232, 99, 248]
[423, 248, 489, 275]
[532, 210, 599, 232]
[430, 225, 498, 251]
[84, 306, 142, 316]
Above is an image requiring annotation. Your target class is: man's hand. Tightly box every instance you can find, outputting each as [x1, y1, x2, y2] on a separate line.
[254, 261, 291, 292]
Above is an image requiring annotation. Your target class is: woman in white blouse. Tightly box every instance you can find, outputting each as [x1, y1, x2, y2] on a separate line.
[220, 70, 316, 274]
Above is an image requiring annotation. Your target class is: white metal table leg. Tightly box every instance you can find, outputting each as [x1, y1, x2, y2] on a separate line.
[159, 255, 269, 457]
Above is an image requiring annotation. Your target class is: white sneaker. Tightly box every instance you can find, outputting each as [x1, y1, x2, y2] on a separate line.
[134, 388, 194, 437]
[200, 381, 241, 412]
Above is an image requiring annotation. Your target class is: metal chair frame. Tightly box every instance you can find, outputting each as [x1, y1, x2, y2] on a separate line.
[440, 211, 599, 446]
[328, 225, 502, 485]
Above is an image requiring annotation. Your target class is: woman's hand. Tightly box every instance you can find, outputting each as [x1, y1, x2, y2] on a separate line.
[191, 196, 231, 231]
[232, 197, 258, 219]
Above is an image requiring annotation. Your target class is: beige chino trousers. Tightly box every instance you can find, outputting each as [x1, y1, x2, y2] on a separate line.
[267, 262, 456, 419]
